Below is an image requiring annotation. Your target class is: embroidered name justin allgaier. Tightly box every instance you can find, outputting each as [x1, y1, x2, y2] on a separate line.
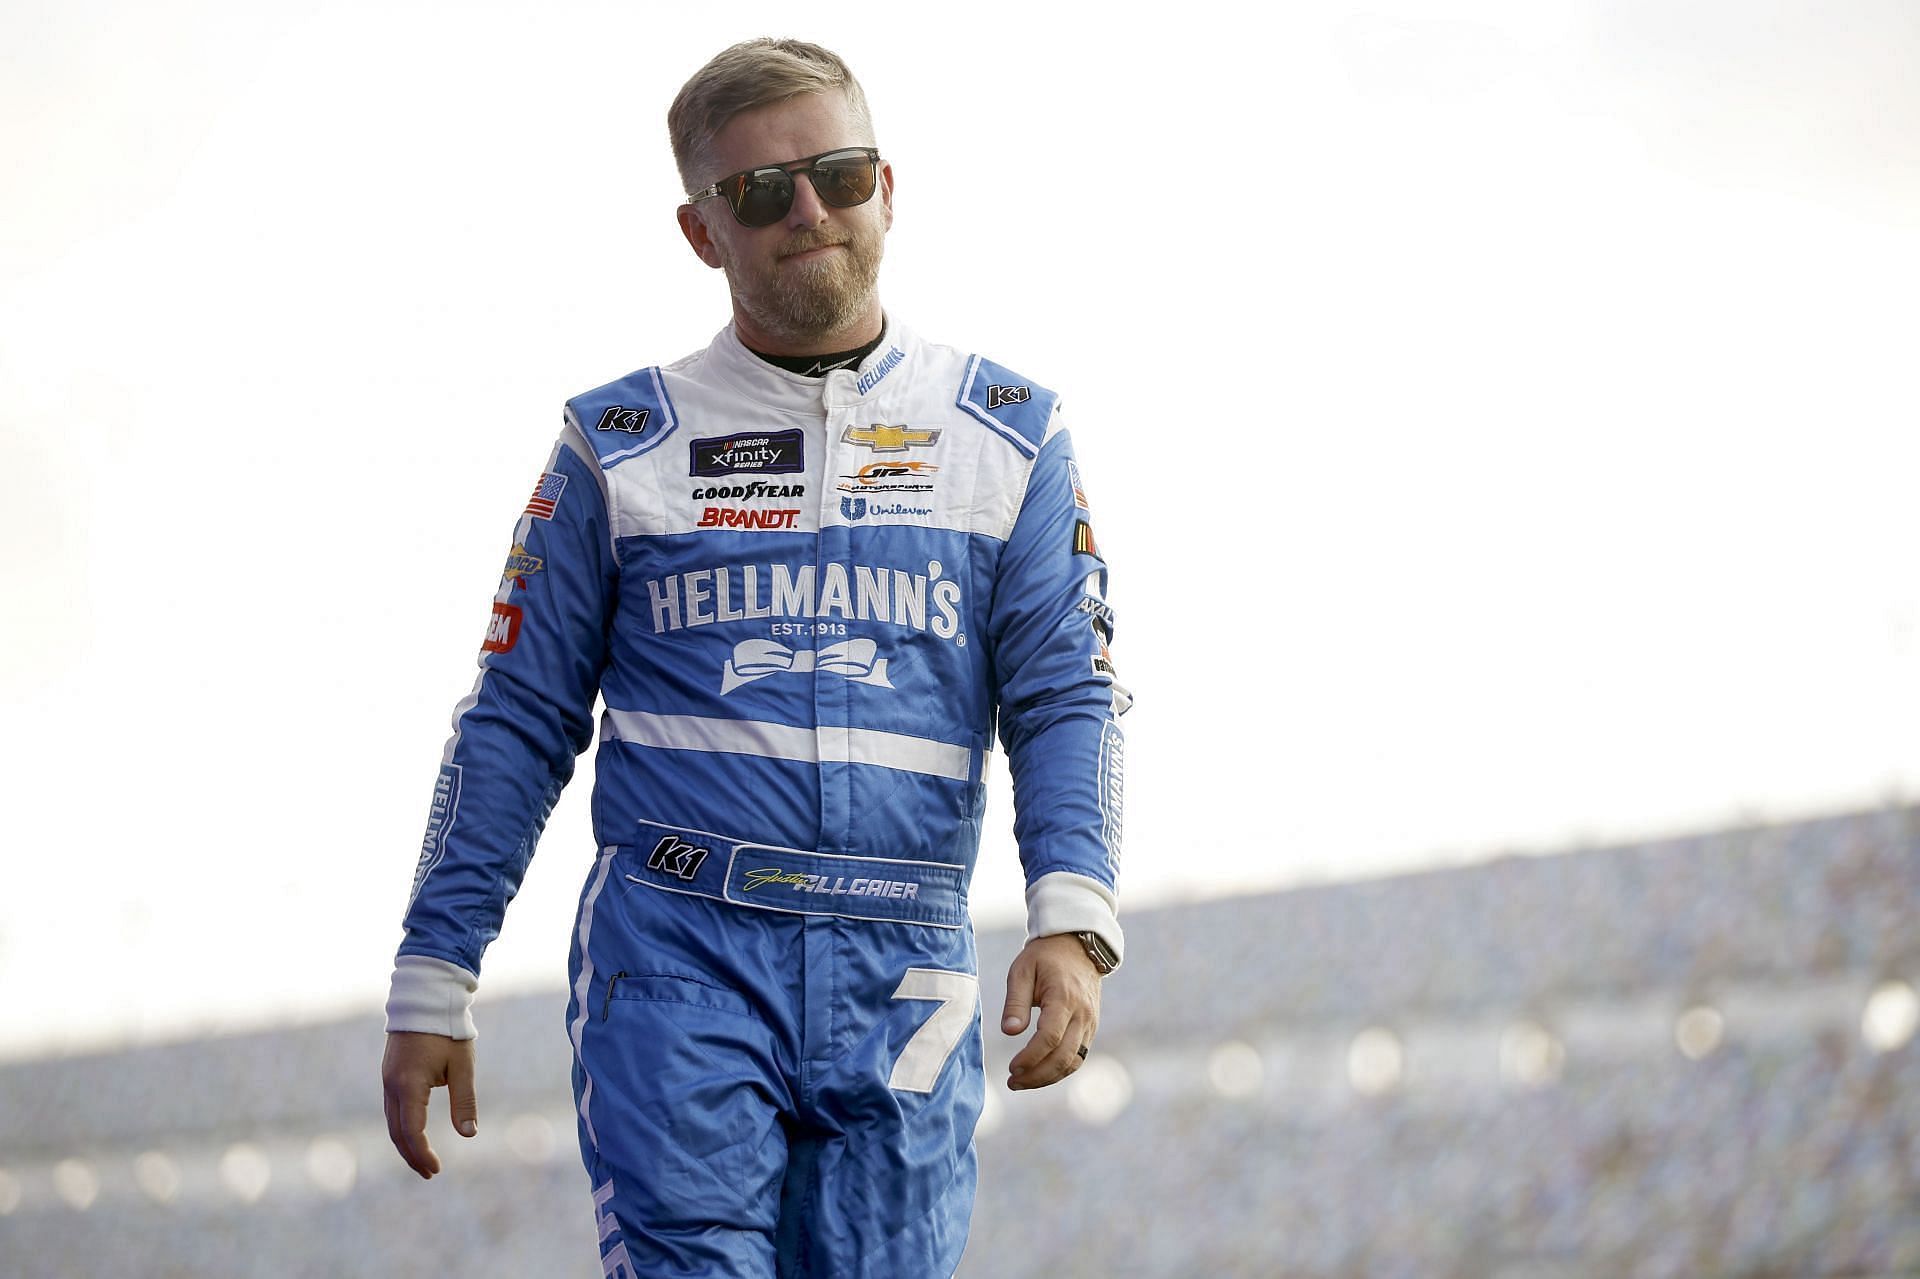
[740, 868, 921, 899]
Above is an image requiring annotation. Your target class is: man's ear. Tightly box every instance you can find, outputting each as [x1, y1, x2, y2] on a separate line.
[878, 161, 895, 232]
[677, 203, 726, 269]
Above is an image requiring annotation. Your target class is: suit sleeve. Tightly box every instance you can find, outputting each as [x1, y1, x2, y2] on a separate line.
[986, 413, 1131, 966]
[385, 418, 615, 1037]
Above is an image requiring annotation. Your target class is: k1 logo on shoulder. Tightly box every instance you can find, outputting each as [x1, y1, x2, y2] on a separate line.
[986, 384, 1030, 410]
[691, 429, 804, 477]
[596, 406, 650, 435]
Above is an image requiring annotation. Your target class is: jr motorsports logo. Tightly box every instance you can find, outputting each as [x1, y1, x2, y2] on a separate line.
[837, 461, 937, 496]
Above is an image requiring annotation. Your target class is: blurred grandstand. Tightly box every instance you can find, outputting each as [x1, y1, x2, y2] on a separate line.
[3, 805, 1917, 1277]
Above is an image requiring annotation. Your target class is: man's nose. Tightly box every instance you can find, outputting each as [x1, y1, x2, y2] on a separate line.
[784, 173, 831, 229]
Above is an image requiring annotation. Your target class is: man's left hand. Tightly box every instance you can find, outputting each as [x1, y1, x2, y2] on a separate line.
[1000, 933, 1102, 1090]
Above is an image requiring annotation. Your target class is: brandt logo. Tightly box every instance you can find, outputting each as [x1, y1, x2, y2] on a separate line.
[698, 507, 801, 531]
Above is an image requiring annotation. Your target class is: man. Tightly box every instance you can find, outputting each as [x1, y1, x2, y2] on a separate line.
[381, 38, 1129, 1278]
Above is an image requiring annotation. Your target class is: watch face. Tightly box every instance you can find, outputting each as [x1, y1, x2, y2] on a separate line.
[1077, 931, 1117, 973]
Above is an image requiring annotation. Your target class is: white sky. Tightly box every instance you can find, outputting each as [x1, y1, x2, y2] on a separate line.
[3, 0, 1918, 1061]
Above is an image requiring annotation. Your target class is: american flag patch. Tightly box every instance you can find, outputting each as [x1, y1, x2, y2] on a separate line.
[524, 472, 568, 520]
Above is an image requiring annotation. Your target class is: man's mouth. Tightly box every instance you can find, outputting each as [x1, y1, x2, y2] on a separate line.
[781, 241, 845, 261]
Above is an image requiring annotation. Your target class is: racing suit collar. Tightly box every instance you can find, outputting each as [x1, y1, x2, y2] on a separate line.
[710, 316, 915, 411]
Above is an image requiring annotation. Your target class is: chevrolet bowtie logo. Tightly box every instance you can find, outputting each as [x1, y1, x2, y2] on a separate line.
[843, 424, 941, 452]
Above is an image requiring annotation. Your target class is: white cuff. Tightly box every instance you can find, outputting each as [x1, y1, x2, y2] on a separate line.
[384, 955, 480, 1039]
[1025, 871, 1124, 970]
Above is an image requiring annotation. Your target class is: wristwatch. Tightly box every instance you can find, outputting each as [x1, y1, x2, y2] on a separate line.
[1072, 930, 1120, 976]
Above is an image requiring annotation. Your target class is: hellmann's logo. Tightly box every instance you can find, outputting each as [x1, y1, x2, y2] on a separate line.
[855, 346, 905, 395]
[645, 560, 964, 643]
[740, 868, 921, 899]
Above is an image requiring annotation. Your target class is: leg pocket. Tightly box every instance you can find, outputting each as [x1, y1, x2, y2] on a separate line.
[582, 973, 789, 1243]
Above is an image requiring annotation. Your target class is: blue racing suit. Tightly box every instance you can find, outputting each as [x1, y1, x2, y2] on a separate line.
[386, 319, 1128, 1277]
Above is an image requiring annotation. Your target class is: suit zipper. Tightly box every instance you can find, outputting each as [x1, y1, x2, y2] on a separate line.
[600, 970, 628, 1021]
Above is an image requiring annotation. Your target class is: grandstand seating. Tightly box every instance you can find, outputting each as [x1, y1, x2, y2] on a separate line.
[2, 807, 1916, 1276]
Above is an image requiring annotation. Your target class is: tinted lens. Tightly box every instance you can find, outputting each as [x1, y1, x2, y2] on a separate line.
[730, 168, 795, 228]
[806, 153, 877, 208]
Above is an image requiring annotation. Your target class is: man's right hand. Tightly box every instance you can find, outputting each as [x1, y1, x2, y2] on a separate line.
[381, 1031, 479, 1179]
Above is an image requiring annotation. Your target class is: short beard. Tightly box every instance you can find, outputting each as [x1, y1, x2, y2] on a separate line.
[723, 227, 884, 346]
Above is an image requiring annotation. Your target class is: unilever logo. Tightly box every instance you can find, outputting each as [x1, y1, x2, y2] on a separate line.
[841, 495, 933, 523]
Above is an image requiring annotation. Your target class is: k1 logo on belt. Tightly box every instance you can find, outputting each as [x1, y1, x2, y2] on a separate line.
[646, 834, 710, 881]
[720, 637, 893, 694]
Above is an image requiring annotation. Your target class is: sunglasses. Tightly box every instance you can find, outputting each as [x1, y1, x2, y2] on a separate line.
[688, 147, 883, 229]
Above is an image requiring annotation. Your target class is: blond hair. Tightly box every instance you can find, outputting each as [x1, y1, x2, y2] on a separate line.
[668, 39, 877, 196]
